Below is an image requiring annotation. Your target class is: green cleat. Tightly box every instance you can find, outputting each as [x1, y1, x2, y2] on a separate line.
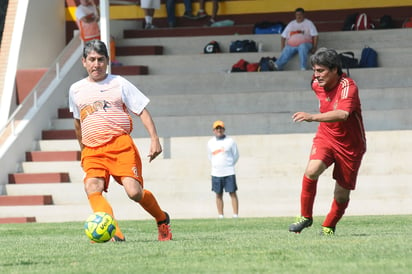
[320, 226, 335, 236]
[289, 216, 313, 233]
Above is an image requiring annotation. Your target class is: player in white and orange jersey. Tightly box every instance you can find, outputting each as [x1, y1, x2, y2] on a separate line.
[69, 40, 172, 242]
[289, 48, 366, 235]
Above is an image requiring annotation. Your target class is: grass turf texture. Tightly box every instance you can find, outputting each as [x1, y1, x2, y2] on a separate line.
[0, 215, 411, 274]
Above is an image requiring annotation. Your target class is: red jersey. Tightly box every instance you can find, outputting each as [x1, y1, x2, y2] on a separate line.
[312, 75, 366, 159]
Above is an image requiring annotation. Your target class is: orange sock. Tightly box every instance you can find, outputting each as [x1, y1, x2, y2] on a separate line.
[88, 192, 125, 239]
[138, 189, 166, 223]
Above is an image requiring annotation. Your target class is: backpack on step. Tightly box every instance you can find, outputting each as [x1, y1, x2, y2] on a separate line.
[229, 40, 258, 53]
[258, 57, 277, 71]
[231, 59, 249, 72]
[339, 51, 358, 76]
[402, 17, 412, 28]
[342, 13, 358, 31]
[379, 15, 393, 29]
[204, 41, 221, 54]
[353, 13, 375, 30]
[359, 46, 378, 68]
[253, 21, 285, 34]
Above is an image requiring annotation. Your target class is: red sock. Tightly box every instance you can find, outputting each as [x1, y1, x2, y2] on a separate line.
[138, 189, 166, 223]
[88, 192, 124, 239]
[300, 175, 318, 218]
[322, 198, 349, 228]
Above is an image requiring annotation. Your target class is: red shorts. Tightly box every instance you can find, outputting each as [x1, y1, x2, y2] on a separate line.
[309, 141, 364, 190]
[81, 135, 143, 191]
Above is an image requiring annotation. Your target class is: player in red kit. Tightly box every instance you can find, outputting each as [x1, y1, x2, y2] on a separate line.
[289, 48, 366, 235]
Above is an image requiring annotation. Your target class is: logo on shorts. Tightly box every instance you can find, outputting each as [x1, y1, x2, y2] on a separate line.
[132, 166, 139, 177]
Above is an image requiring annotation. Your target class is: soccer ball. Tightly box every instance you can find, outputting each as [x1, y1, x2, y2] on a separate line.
[84, 212, 116, 243]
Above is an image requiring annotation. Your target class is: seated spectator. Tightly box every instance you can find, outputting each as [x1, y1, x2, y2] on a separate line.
[166, 0, 198, 28]
[274, 8, 318, 71]
[197, 0, 219, 25]
[140, 0, 160, 29]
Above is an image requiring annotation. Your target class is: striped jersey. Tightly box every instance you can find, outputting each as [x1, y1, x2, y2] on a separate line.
[312, 75, 366, 159]
[69, 74, 149, 147]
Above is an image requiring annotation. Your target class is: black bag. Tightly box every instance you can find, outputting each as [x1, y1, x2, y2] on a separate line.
[339, 52, 359, 68]
[342, 13, 358, 30]
[258, 56, 277, 71]
[339, 51, 358, 76]
[229, 40, 258, 53]
[204, 41, 221, 54]
[379, 15, 393, 29]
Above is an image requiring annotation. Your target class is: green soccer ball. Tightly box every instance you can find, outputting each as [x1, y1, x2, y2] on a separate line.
[84, 212, 116, 243]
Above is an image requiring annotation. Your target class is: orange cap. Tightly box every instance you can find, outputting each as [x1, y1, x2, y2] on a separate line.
[213, 120, 225, 129]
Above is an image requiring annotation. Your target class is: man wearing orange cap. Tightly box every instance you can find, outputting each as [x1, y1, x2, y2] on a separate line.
[207, 120, 240, 218]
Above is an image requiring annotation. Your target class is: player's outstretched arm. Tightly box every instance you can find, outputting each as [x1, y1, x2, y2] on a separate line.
[293, 109, 349, 123]
[139, 108, 162, 162]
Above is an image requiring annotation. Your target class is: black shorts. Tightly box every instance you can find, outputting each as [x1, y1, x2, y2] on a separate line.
[211, 175, 238, 194]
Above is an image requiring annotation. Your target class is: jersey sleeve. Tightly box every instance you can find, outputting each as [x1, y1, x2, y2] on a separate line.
[336, 79, 359, 113]
[120, 77, 150, 115]
[308, 20, 319, 36]
[68, 84, 80, 119]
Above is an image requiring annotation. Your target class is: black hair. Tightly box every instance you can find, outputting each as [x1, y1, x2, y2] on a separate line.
[82, 40, 109, 59]
[295, 7, 305, 13]
[310, 48, 343, 75]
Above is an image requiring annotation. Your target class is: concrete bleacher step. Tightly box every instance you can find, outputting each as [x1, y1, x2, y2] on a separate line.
[124, 25, 253, 39]
[116, 45, 164, 56]
[6, 183, 85, 204]
[121, 68, 412, 96]
[0, 195, 53, 206]
[8, 172, 70, 184]
[118, 29, 412, 56]
[42, 129, 76, 140]
[25, 151, 80, 162]
[120, 47, 412, 75]
[0, 217, 36, 224]
[58, 108, 72, 119]
[20, 161, 83, 184]
[111, 65, 148, 75]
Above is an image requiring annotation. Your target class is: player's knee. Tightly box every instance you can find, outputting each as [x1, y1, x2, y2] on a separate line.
[84, 178, 105, 194]
[128, 191, 143, 202]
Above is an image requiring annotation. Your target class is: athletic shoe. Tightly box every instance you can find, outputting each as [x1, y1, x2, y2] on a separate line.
[320, 226, 335, 236]
[196, 11, 208, 19]
[288, 216, 313, 233]
[110, 235, 126, 242]
[204, 19, 216, 27]
[145, 23, 156, 30]
[183, 12, 198, 20]
[157, 212, 172, 241]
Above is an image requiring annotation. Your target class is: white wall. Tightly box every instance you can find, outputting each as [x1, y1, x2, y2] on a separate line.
[18, 0, 66, 69]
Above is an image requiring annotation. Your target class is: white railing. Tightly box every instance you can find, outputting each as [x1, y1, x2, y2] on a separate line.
[0, 34, 82, 146]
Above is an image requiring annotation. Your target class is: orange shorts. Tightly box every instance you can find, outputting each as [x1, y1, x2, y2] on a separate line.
[81, 135, 143, 191]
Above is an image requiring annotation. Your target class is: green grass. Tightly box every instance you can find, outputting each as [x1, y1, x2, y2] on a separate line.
[0, 215, 411, 274]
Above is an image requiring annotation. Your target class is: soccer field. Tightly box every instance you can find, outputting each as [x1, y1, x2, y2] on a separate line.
[1, 215, 411, 274]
